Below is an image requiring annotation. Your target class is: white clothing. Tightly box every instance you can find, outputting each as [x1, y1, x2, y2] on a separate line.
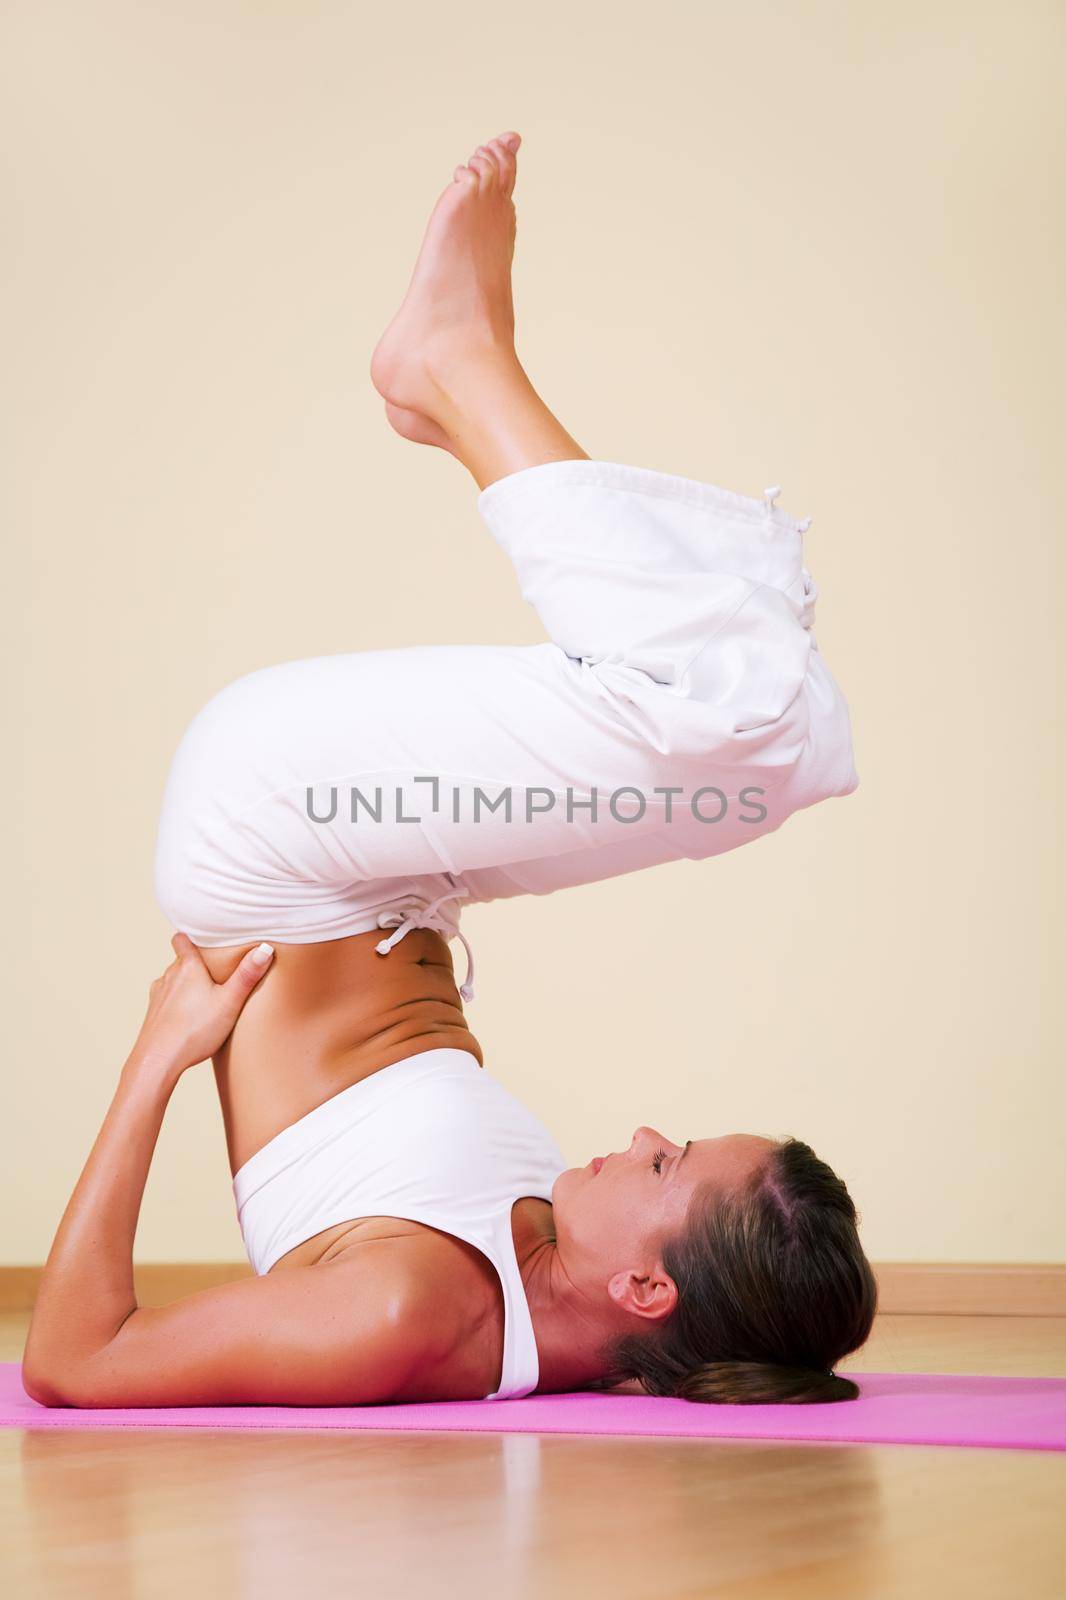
[232, 1049, 567, 1400]
[154, 459, 858, 999]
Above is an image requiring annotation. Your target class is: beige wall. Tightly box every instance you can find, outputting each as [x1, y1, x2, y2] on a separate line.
[4, 1, 1063, 1265]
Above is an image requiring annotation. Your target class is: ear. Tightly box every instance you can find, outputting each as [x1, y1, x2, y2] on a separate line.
[606, 1265, 678, 1324]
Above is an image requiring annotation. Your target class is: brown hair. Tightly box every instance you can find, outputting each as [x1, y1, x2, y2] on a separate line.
[597, 1137, 877, 1404]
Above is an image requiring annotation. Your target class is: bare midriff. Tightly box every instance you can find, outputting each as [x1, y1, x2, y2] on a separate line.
[199, 934, 521, 1376]
[199, 926, 545, 1393]
[199, 926, 483, 1179]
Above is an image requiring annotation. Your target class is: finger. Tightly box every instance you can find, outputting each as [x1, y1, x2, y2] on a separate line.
[224, 942, 275, 1002]
[171, 932, 197, 959]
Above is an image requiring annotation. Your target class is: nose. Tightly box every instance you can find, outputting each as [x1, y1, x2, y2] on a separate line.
[630, 1125, 667, 1152]
[629, 1126, 688, 1167]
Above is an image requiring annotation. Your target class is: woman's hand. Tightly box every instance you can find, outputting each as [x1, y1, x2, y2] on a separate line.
[129, 934, 275, 1077]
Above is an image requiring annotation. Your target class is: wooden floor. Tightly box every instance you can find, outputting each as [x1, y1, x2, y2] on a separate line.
[2, 1313, 1063, 1599]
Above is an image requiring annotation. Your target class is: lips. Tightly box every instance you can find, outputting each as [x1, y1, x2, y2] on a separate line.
[592, 1156, 604, 1174]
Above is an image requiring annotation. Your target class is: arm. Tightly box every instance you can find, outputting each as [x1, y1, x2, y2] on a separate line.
[22, 936, 420, 1408]
[26, 1255, 421, 1409]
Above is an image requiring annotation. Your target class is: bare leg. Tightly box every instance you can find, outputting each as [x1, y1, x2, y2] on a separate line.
[370, 131, 589, 489]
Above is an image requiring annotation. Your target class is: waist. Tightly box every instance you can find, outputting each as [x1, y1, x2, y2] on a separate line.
[208, 926, 483, 1173]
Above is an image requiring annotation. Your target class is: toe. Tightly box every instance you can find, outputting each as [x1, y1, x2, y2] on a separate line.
[486, 136, 517, 196]
[467, 148, 498, 190]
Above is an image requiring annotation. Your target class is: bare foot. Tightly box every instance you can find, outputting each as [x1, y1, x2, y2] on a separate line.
[370, 131, 522, 448]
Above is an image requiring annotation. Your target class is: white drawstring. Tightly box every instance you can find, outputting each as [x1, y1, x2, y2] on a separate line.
[766, 484, 813, 537]
[375, 886, 476, 1002]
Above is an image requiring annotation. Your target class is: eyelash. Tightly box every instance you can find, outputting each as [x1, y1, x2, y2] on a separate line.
[652, 1147, 667, 1174]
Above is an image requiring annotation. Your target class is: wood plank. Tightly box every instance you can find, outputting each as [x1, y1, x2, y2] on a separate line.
[2, 1261, 1063, 1313]
[0, 1263, 253, 1311]
[6, 1307, 1066, 1375]
[2, 1351, 1064, 1600]
[875, 1263, 1066, 1316]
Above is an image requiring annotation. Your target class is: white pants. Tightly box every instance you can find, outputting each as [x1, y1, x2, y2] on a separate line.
[154, 459, 858, 1000]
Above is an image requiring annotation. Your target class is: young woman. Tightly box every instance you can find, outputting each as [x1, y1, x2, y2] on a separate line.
[23, 131, 876, 1411]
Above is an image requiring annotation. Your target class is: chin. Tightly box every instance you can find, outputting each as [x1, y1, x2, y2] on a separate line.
[550, 1164, 583, 1210]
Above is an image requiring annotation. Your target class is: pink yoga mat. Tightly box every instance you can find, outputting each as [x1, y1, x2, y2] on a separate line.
[2, 1366, 1063, 1450]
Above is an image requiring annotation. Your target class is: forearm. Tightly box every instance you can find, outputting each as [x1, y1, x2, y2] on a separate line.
[23, 1050, 178, 1389]
[23, 932, 273, 1403]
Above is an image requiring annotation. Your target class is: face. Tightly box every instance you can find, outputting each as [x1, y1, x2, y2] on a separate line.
[552, 1125, 777, 1324]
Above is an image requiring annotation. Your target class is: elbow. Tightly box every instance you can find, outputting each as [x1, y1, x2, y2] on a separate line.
[21, 1359, 75, 1408]
[21, 1357, 102, 1409]
[21, 1327, 77, 1406]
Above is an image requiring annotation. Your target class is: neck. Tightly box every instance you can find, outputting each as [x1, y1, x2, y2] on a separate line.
[514, 1201, 618, 1394]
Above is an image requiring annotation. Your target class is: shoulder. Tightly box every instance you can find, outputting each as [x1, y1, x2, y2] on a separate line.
[330, 1228, 504, 1402]
[321, 1236, 440, 1344]
[322, 1230, 467, 1351]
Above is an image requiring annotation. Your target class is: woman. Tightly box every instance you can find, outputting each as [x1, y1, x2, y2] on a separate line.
[23, 131, 876, 1410]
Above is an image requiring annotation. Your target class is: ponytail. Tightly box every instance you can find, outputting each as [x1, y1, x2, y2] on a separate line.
[675, 1361, 859, 1405]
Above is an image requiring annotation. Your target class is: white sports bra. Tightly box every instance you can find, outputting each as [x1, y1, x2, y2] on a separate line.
[232, 1048, 568, 1400]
